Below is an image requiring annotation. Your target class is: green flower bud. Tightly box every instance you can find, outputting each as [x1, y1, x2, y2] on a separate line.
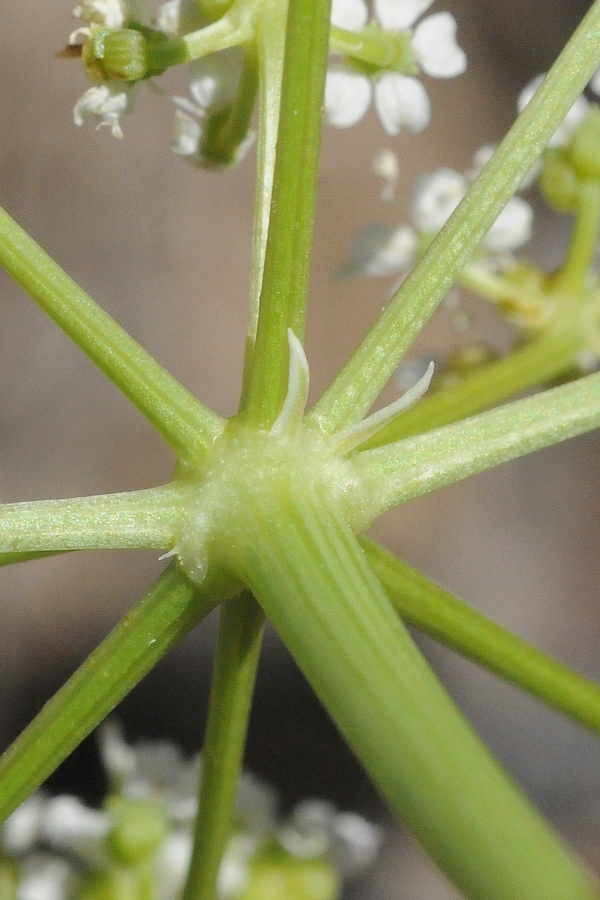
[239, 849, 340, 900]
[106, 797, 169, 866]
[539, 149, 579, 213]
[568, 106, 600, 182]
[83, 25, 185, 83]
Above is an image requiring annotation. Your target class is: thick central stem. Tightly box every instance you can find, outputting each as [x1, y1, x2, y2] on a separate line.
[197, 469, 597, 899]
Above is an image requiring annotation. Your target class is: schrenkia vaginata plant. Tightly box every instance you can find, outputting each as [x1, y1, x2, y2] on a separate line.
[5, 0, 600, 897]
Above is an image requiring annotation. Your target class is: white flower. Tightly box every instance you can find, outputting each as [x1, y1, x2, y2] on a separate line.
[517, 74, 589, 148]
[42, 796, 110, 865]
[331, 0, 368, 30]
[3, 794, 45, 855]
[73, 83, 132, 138]
[16, 855, 75, 900]
[347, 223, 418, 276]
[277, 799, 382, 879]
[349, 145, 534, 278]
[412, 167, 467, 232]
[72, 0, 129, 29]
[326, 0, 465, 134]
[484, 196, 533, 253]
[99, 721, 200, 823]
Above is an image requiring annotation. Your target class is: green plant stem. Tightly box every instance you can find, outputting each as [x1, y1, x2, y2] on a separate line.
[244, 0, 286, 351]
[308, 0, 600, 433]
[329, 25, 414, 71]
[0, 206, 223, 463]
[239, 0, 331, 428]
[0, 564, 219, 821]
[200, 45, 259, 166]
[362, 538, 600, 737]
[223, 491, 596, 900]
[0, 486, 183, 553]
[362, 329, 580, 447]
[356, 370, 600, 518]
[554, 181, 600, 295]
[182, 0, 256, 60]
[183, 593, 264, 900]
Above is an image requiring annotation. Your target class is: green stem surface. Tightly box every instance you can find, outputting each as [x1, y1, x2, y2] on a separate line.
[553, 180, 600, 296]
[223, 489, 597, 900]
[0, 565, 217, 820]
[183, 594, 264, 900]
[356, 369, 600, 517]
[308, 0, 600, 432]
[240, 0, 331, 427]
[363, 329, 580, 447]
[362, 538, 600, 737]
[0, 206, 223, 463]
[0, 486, 182, 553]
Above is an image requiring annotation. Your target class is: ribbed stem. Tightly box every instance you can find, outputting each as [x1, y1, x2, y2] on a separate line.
[239, 0, 331, 427]
[362, 329, 580, 447]
[0, 206, 223, 463]
[0, 565, 218, 820]
[183, 593, 264, 900]
[0, 486, 182, 553]
[218, 486, 597, 899]
[355, 369, 600, 518]
[362, 538, 600, 737]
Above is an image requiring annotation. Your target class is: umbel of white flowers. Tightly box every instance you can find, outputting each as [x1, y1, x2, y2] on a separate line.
[326, 0, 466, 133]
[1, 723, 382, 900]
[70, 0, 467, 155]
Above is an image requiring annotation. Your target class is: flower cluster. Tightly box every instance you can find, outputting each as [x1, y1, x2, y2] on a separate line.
[1, 724, 381, 900]
[326, 0, 466, 134]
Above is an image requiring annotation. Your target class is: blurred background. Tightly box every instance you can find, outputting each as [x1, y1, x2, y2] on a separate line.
[1, 0, 600, 896]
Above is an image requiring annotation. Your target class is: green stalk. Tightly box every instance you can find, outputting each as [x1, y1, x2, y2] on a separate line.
[244, 0, 287, 349]
[0, 564, 218, 821]
[362, 328, 580, 447]
[239, 0, 331, 428]
[222, 490, 597, 899]
[329, 25, 414, 71]
[553, 181, 600, 296]
[199, 46, 259, 167]
[183, 594, 264, 900]
[308, 0, 600, 432]
[0, 206, 223, 463]
[0, 486, 182, 553]
[362, 538, 600, 737]
[355, 369, 600, 518]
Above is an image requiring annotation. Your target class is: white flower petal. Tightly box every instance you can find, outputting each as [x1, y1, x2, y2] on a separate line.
[350, 223, 417, 275]
[331, 0, 368, 30]
[330, 812, 382, 878]
[374, 0, 434, 30]
[374, 74, 430, 135]
[43, 796, 110, 863]
[412, 168, 467, 232]
[171, 109, 202, 156]
[72, 0, 128, 29]
[156, 0, 181, 35]
[3, 795, 45, 854]
[73, 84, 131, 138]
[18, 855, 74, 900]
[483, 196, 533, 253]
[155, 831, 193, 900]
[189, 48, 243, 112]
[412, 12, 466, 78]
[517, 74, 589, 148]
[325, 69, 372, 128]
